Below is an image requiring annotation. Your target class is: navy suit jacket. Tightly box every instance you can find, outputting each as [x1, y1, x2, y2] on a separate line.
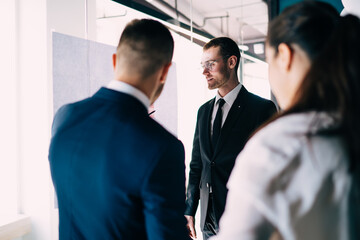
[49, 87, 190, 240]
[185, 86, 277, 229]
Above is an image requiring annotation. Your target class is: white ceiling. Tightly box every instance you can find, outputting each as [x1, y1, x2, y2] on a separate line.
[146, 0, 269, 44]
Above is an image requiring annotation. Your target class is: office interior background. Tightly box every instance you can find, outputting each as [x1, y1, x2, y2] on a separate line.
[0, 0, 351, 239]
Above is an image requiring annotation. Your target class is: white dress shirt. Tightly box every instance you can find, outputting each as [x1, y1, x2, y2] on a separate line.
[211, 83, 242, 136]
[107, 80, 150, 109]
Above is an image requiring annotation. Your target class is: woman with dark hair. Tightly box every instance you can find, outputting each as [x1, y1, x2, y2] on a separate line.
[210, 1, 360, 240]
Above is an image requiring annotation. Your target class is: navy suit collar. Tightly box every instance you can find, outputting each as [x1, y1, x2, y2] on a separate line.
[93, 87, 148, 116]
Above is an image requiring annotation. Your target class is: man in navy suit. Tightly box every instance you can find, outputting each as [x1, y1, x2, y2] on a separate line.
[184, 37, 277, 240]
[49, 19, 190, 240]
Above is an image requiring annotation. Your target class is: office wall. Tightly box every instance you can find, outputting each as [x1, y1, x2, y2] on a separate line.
[0, 0, 53, 239]
[52, 32, 114, 114]
[0, 0, 20, 217]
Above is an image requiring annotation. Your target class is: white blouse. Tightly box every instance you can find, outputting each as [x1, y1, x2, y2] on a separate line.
[211, 112, 355, 240]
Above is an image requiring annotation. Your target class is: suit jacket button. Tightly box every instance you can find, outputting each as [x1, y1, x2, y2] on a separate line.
[211, 161, 215, 166]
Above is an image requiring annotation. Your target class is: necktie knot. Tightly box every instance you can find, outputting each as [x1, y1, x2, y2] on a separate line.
[217, 98, 225, 108]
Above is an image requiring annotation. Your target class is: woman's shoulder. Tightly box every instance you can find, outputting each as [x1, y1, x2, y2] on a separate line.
[246, 112, 316, 155]
[230, 112, 338, 188]
[248, 111, 338, 152]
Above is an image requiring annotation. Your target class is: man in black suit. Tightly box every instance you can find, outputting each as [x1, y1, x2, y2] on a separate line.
[49, 19, 190, 240]
[184, 37, 277, 240]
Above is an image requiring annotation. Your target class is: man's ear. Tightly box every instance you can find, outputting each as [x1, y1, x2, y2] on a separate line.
[228, 55, 237, 70]
[159, 62, 172, 83]
[112, 53, 117, 70]
[277, 43, 293, 71]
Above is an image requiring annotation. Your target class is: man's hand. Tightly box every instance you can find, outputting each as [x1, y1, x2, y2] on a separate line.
[185, 215, 197, 239]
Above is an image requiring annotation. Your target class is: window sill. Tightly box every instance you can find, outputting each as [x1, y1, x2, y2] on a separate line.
[0, 214, 31, 240]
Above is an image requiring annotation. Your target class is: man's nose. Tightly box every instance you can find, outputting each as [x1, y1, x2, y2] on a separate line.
[202, 67, 209, 75]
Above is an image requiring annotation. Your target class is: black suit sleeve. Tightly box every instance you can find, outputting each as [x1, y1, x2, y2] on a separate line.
[185, 111, 202, 216]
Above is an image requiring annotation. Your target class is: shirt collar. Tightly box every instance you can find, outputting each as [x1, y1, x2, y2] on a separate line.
[215, 83, 242, 106]
[107, 80, 150, 109]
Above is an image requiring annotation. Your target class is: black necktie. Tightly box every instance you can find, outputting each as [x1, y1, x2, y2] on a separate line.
[212, 98, 225, 148]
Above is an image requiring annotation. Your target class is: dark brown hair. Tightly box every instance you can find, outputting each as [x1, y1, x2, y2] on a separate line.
[266, 1, 360, 179]
[117, 19, 174, 77]
[203, 37, 241, 72]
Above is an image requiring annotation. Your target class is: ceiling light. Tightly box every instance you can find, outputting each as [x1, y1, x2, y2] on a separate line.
[238, 45, 249, 51]
[253, 43, 264, 54]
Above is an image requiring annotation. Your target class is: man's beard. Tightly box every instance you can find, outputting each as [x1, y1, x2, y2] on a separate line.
[208, 66, 231, 90]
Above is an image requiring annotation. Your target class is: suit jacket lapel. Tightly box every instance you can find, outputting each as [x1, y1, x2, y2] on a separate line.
[202, 98, 215, 157]
[213, 87, 248, 155]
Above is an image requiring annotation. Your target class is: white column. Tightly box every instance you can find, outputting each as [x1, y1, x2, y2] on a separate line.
[17, 0, 53, 239]
[0, 0, 20, 217]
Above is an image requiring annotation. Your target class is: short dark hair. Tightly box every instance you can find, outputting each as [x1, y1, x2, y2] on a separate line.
[203, 37, 241, 72]
[117, 19, 174, 77]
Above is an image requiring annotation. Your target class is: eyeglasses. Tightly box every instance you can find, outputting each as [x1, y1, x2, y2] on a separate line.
[200, 60, 218, 71]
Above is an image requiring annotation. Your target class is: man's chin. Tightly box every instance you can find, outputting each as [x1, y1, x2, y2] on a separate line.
[207, 84, 217, 90]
